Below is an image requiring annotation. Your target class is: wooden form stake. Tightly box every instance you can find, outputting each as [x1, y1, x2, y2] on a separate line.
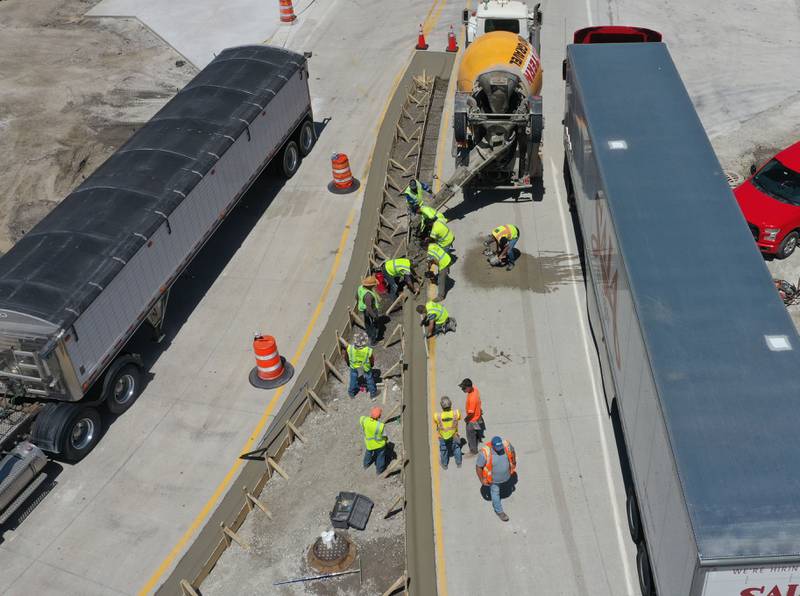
[373, 244, 390, 261]
[381, 457, 407, 479]
[391, 237, 407, 259]
[379, 212, 397, 232]
[307, 388, 329, 413]
[382, 358, 403, 379]
[381, 574, 408, 596]
[266, 456, 290, 480]
[243, 486, 274, 519]
[386, 174, 404, 192]
[221, 522, 250, 551]
[383, 323, 403, 348]
[322, 354, 344, 384]
[383, 403, 402, 422]
[386, 292, 406, 315]
[348, 307, 366, 329]
[286, 420, 306, 443]
[384, 494, 405, 519]
[180, 580, 199, 596]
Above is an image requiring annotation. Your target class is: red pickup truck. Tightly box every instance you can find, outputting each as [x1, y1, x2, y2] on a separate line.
[734, 140, 800, 259]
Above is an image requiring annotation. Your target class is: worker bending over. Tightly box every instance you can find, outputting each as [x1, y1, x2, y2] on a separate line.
[417, 301, 457, 338]
[426, 243, 452, 302]
[360, 406, 388, 474]
[356, 275, 382, 345]
[401, 178, 431, 215]
[434, 396, 462, 469]
[418, 205, 447, 234]
[424, 217, 455, 254]
[382, 257, 418, 298]
[476, 436, 517, 522]
[342, 331, 378, 398]
[485, 224, 520, 271]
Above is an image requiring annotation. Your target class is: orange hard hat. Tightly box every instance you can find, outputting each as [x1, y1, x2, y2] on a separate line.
[370, 406, 382, 419]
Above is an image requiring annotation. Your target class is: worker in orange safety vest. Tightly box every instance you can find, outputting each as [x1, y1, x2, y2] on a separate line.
[476, 436, 517, 521]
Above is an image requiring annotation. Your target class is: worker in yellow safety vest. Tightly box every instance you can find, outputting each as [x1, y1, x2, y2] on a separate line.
[360, 406, 388, 474]
[401, 178, 431, 214]
[416, 301, 457, 338]
[485, 224, 520, 271]
[425, 218, 455, 254]
[418, 205, 447, 234]
[426, 243, 452, 302]
[433, 396, 462, 469]
[342, 331, 377, 398]
[382, 257, 418, 297]
[357, 275, 382, 345]
[476, 436, 517, 521]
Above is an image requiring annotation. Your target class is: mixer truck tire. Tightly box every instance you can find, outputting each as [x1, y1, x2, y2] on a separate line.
[297, 119, 316, 156]
[281, 140, 301, 179]
[626, 492, 643, 543]
[636, 543, 656, 596]
[102, 362, 142, 415]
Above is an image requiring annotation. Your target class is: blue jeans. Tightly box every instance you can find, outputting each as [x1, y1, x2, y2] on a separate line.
[349, 368, 377, 397]
[490, 482, 503, 513]
[439, 437, 462, 468]
[363, 446, 387, 474]
[506, 237, 518, 264]
[385, 273, 399, 297]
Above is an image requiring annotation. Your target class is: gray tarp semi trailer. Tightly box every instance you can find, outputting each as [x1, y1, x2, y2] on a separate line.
[0, 45, 315, 470]
[563, 41, 800, 596]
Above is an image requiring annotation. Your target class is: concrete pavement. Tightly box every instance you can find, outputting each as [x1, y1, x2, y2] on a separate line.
[0, 1, 465, 595]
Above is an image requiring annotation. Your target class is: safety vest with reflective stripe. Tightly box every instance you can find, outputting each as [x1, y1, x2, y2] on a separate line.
[419, 205, 447, 226]
[492, 224, 519, 242]
[479, 440, 516, 484]
[425, 300, 449, 325]
[430, 220, 454, 248]
[347, 345, 373, 372]
[384, 258, 411, 278]
[434, 409, 461, 440]
[357, 285, 381, 312]
[403, 184, 425, 208]
[427, 243, 452, 270]
[360, 416, 387, 450]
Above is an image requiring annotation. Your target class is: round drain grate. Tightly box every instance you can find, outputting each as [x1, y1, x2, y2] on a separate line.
[307, 531, 357, 573]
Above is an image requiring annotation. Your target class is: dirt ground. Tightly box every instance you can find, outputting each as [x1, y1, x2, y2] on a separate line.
[0, 0, 195, 253]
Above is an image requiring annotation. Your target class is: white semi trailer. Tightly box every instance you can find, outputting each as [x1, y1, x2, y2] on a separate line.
[563, 28, 800, 596]
[0, 42, 315, 500]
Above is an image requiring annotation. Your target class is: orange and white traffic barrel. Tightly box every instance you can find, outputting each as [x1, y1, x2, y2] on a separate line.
[327, 153, 360, 194]
[278, 0, 297, 24]
[249, 334, 294, 389]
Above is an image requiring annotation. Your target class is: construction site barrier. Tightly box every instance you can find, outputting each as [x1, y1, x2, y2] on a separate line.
[278, 0, 296, 23]
[249, 335, 294, 389]
[157, 51, 457, 596]
[328, 153, 359, 194]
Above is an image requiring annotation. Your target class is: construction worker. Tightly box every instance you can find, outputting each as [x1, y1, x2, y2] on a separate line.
[401, 178, 431, 215]
[357, 275, 382, 345]
[433, 396, 462, 469]
[459, 378, 484, 455]
[418, 205, 447, 233]
[416, 301, 457, 338]
[485, 224, 520, 270]
[343, 331, 378, 398]
[382, 257, 418, 298]
[476, 436, 517, 522]
[360, 406, 388, 474]
[426, 242, 452, 302]
[425, 217, 455, 254]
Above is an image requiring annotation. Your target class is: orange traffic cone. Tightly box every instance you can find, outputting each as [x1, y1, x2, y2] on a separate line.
[279, 0, 296, 24]
[446, 25, 458, 52]
[416, 24, 429, 50]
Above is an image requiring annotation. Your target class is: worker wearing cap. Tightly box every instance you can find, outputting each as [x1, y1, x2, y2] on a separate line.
[485, 224, 520, 270]
[476, 436, 517, 521]
[401, 178, 431, 215]
[426, 243, 452, 302]
[382, 257, 418, 298]
[416, 301, 457, 338]
[360, 406, 388, 474]
[425, 218, 455, 254]
[434, 396, 462, 469]
[357, 275, 382, 345]
[343, 332, 378, 398]
[459, 378, 484, 455]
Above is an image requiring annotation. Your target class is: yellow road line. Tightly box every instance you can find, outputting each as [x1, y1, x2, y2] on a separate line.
[138, 207, 355, 595]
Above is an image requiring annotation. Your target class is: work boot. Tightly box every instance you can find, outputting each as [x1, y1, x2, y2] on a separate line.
[496, 511, 509, 522]
[506, 262, 515, 271]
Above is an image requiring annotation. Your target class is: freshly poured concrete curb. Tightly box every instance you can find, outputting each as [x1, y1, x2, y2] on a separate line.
[156, 50, 456, 596]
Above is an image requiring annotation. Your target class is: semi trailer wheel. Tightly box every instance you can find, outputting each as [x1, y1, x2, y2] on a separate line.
[281, 140, 300, 179]
[626, 492, 643, 543]
[297, 120, 316, 156]
[32, 403, 103, 463]
[103, 363, 142, 415]
[636, 543, 656, 596]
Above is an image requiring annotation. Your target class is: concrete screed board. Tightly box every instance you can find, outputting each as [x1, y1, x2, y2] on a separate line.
[565, 41, 800, 595]
[0, 46, 311, 406]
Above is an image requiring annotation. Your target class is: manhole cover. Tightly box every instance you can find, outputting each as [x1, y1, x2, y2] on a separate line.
[724, 170, 744, 188]
[307, 531, 357, 573]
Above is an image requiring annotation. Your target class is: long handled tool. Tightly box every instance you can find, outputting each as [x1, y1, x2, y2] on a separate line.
[273, 564, 362, 586]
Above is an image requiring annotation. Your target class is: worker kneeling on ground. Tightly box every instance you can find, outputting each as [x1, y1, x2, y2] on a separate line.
[476, 436, 517, 522]
[426, 243, 452, 302]
[485, 224, 520, 271]
[434, 396, 462, 469]
[417, 301, 457, 338]
[382, 257, 418, 298]
[401, 178, 431, 215]
[357, 275, 382, 345]
[343, 331, 378, 398]
[360, 406, 388, 474]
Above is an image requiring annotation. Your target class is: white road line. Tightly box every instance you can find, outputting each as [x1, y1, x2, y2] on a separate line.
[549, 158, 635, 595]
